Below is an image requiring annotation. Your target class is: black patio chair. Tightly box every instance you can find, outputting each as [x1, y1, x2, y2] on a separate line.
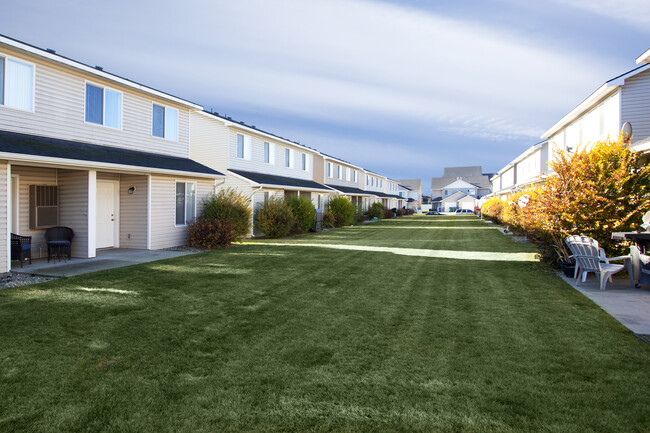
[10, 233, 32, 268]
[44, 226, 74, 263]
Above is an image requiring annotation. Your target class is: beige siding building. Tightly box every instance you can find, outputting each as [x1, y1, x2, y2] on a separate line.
[2, 35, 223, 272]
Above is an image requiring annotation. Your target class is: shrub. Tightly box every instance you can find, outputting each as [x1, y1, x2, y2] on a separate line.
[327, 196, 356, 226]
[481, 197, 505, 224]
[187, 219, 237, 249]
[396, 208, 405, 216]
[384, 208, 394, 219]
[201, 188, 252, 239]
[354, 206, 367, 225]
[255, 198, 295, 238]
[407, 208, 414, 215]
[286, 196, 316, 233]
[367, 202, 385, 219]
[323, 211, 336, 228]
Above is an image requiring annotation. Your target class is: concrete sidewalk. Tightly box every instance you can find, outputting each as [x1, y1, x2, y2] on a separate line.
[12, 248, 199, 277]
[559, 272, 650, 334]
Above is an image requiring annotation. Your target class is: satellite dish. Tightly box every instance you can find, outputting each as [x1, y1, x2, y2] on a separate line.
[621, 122, 633, 142]
[518, 194, 530, 208]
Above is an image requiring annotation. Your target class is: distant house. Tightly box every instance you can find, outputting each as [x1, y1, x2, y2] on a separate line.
[397, 179, 422, 210]
[430, 167, 492, 212]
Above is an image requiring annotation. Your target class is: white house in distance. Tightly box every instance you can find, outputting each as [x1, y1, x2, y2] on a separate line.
[397, 178, 422, 211]
[430, 167, 492, 212]
[490, 140, 550, 199]
[1, 34, 224, 273]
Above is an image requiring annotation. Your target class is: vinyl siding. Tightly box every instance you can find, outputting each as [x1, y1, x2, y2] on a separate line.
[12, 165, 58, 258]
[622, 68, 650, 144]
[324, 160, 360, 189]
[228, 128, 315, 180]
[119, 174, 148, 249]
[312, 154, 325, 184]
[58, 169, 89, 258]
[189, 112, 229, 172]
[0, 161, 7, 272]
[0, 44, 191, 157]
[149, 175, 214, 249]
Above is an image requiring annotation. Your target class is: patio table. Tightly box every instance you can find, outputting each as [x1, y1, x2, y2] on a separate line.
[624, 232, 650, 253]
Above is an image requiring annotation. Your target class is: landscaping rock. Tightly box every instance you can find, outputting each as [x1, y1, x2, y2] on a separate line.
[0, 271, 58, 289]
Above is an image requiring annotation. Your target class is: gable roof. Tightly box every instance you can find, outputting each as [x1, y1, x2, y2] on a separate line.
[441, 191, 471, 202]
[443, 166, 483, 178]
[442, 179, 479, 189]
[397, 179, 422, 191]
[0, 34, 202, 110]
[229, 169, 332, 192]
[0, 129, 223, 177]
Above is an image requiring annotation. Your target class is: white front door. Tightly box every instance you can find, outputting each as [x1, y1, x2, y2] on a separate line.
[96, 180, 119, 249]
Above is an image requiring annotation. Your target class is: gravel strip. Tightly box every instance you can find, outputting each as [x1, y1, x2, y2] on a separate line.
[0, 271, 59, 289]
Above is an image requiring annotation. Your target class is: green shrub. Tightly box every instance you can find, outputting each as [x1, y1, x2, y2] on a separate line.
[286, 196, 316, 233]
[255, 197, 295, 238]
[354, 206, 367, 225]
[201, 188, 252, 239]
[367, 202, 384, 219]
[327, 196, 356, 226]
[187, 219, 237, 249]
[323, 211, 336, 228]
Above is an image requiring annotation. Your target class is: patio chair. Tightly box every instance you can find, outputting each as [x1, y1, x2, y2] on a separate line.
[10, 233, 32, 268]
[44, 226, 74, 263]
[565, 235, 629, 290]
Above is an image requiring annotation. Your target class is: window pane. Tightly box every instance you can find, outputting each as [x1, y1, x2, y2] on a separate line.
[0, 57, 4, 105]
[152, 104, 165, 137]
[264, 142, 269, 163]
[237, 134, 244, 158]
[285, 149, 290, 167]
[165, 107, 178, 140]
[185, 182, 196, 223]
[104, 89, 122, 129]
[5, 58, 33, 111]
[302, 154, 306, 170]
[85, 84, 103, 124]
[175, 182, 185, 225]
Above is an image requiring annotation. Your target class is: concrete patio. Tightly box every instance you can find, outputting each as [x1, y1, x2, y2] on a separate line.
[12, 248, 200, 277]
[559, 272, 650, 335]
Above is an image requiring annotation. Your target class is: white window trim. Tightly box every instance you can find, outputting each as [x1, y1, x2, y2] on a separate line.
[83, 80, 124, 130]
[0, 53, 36, 113]
[151, 102, 179, 142]
[327, 162, 333, 178]
[174, 180, 197, 227]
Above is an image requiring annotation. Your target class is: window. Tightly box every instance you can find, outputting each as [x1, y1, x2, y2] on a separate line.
[237, 134, 244, 158]
[327, 162, 333, 178]
[175, 181, 196, 225]
[264, 142, 270, 163]
[337, 165, 342, 179]
[0, 56, 34, 111]
[236, 134, 252, 159]
[353, 170, 357, 183]
[264, 191, 270, 202]
[152, 104, 178, 140]
[302, 153, 308, 171]
[285, 148, 292, 167]
[85, 83, 122, 129]
[29, 185, 58, 229]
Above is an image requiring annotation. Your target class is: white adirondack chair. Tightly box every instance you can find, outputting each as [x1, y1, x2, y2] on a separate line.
[564, 235, 630, 290]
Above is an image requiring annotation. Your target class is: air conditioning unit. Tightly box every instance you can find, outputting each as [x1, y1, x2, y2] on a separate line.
[29, 185, 59, 229]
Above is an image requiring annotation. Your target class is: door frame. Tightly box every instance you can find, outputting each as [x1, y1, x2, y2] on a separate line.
[96, 179, 120, 249]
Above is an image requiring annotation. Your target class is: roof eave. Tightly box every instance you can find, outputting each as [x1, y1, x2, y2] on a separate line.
[636, 48, 650, 64]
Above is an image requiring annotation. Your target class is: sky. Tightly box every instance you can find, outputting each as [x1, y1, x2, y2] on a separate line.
[3, 0, 649, 194]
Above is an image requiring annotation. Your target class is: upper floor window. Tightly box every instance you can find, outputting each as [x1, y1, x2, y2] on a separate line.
[85, 83, 122, 129]
[327, 162, 333, 177]
[236, 133, 251, 159]
[301, 153, 307, 171]
[337, 165, 342, 179]
[0, 56, 34, 111]
[175, 181, 196, 226]
[345, 167, 351, 182]
[264, 141, 275, 164]
[152, 104, 178, 140]
[353, 170, 357, 183]
[285, 148, 293, 168]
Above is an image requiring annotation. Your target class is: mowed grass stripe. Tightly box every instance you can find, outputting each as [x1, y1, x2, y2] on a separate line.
[0, 217, 649, 432]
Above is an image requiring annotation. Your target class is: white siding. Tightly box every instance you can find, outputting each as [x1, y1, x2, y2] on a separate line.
[621, 68, 650, 144]
[501, 167, 515, 189]
[0, 161, 7, 272]
[0, 45, 191, 157]
[149, 175, 214, 249]
[324, 160, 361, 189]
[119, 174, 148, 249]
[516, 150, 541, 184]
[227, 128, 315, 180]
[58, 169, 89, 258]
[189, 112, 229, 172]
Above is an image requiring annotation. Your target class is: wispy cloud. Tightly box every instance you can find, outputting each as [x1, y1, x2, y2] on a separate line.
[549, 0, 650, 30]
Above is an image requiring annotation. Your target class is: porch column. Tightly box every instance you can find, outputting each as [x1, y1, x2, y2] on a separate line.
[2, 162, 9, 272]
[88, 170, 97, 258]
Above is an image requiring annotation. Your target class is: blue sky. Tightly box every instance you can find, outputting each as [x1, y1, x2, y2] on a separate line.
[3, 0, 649, 193]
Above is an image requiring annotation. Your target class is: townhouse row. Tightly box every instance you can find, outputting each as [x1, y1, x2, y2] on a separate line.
[0, 34, 408, 273]
[491, 48, 650, 198]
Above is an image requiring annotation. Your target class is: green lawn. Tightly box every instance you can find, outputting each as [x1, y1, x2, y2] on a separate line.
[1, 216, 649, 432]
